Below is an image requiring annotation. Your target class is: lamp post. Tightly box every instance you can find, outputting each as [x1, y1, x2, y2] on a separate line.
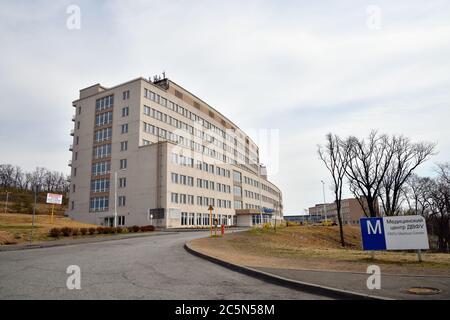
[4, 191, 10, 214]
[29, 185, 38, 244]
[114, 171, 118, 228]
[321, 180, 328, 223]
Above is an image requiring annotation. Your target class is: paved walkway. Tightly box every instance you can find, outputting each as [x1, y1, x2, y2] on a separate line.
[254, 267, 450, 300]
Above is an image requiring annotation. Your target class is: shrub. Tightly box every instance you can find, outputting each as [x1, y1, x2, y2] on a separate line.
[140, 225, 155, 232]
[72, 228, 79, 236]
[96, 227, 104, 234]
[116, 227, 124, 233]
[129, 225, 140, 233]
[61, 227, 73, 237]
[88, 227, 96, 235]
[102, 227, 113, 234]
[80, 228, 88, 235]
[49, 228, 62, 238]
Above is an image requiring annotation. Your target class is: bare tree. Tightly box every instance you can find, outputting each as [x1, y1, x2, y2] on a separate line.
[404, 174, 433, 217]
[318, 133, 350, 247]
[344, 131, 394, 217]
[380, 136, 436, 215]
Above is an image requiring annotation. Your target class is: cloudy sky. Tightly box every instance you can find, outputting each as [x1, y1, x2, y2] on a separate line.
[1, 0, 449, 214]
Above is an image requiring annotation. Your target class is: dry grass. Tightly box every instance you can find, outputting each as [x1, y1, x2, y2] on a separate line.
[191, 225, 450, 276]
[0, 213, 98, 244]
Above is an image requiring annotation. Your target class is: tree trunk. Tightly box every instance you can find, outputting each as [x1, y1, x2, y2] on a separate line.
[337, 204, 345, 247]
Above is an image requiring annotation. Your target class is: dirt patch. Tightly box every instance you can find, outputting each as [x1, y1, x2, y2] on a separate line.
[191, 226, 450, 276]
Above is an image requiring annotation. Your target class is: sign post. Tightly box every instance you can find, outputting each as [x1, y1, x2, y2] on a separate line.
[360, 216, 429, 262]
[46, 193, 63, 224]
[208, 205, 214, 237]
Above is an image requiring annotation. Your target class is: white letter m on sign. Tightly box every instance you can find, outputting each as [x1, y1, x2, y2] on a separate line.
[367, 220, 382, 235]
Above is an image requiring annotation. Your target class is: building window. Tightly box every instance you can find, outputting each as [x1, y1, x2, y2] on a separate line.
[71, 201, 74, 210]
[94, 127, 112, 142]
[90, 196, 109, 211]
[118, 196, 126, 207]
[95, 95, 114, 111]
[73, 167, 77, 177]
[121, 123, 128, 134]
[123, 91, 130, 100]
[92, 161, 111, 176]
[93, 144, 111, 159]
[118, 216, 125, 226]
[77, 121, 80, 129]
[120, 159, 127, 170]
[78, 106, 81, 115]
[120, 141, 128, 151]
[171, 173, 178, 183]
[234, 200, 243, 210]
[119, 177, 127, 188]
[234, 186, 242, 197]
[72, 184, 76, 193]
[95, 111, 113, 126]
[171, 193, 178, 204]
[181, 212, 188, 226]
[233, 170, 242, 183]
[91, 178, 110, 193]
[122, 106, 129, 117]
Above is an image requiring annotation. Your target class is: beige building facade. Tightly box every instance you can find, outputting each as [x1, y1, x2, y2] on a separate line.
[67, 76, 283, 228]
[308, 198, 379, 225]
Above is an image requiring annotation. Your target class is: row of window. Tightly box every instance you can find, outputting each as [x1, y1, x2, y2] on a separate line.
[143, 88, 258, 162]
[95, 111, 113, 127]
[244, 175, 279, 198]
[144, 121, 231, 162]
[170, 172, 232, 194]
[170, 193, 233, 208]
[94, 127, 112, 142]
[244, 190, 260, 200]
[171, 173, 194, 186]
[180, 212, 232, 226]
[144, 105, 236, 155]
[90, 196, 109, 211]
[92, 161, 111, 176]
[170, 193, 194, 205]
[95, 95, 114, 111]
[143, 104, 251, 165]
[91, 178, 110, 193]
[93, 144, 111, 159]
[171, 153, 231, 178]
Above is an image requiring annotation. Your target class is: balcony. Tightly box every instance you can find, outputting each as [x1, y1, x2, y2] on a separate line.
[71, 115, 76, 122]
[69, 144, 73, 151]
[70, 129, 74, 136]
[68, 160, 72, 167]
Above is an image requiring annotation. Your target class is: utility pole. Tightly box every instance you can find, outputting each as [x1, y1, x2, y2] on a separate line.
[29, 185, 38, 244]
[114, 171, 118, 228]
[321, 180, 328, 223]
[4, 190, 10, 214]
[258, 164, 263, 226]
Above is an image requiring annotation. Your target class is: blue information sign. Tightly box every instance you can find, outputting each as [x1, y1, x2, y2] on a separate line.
[360, 217, 387, 250]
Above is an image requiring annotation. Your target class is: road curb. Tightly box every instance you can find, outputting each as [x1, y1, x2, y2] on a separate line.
[0, 231, 175, 252]
[184, 241, 392, 300]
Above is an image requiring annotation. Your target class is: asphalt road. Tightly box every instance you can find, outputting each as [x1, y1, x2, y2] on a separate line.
[0, 231, 328, 300]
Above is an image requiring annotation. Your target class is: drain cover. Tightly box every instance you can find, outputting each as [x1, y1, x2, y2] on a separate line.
[406, 287, 441, 295]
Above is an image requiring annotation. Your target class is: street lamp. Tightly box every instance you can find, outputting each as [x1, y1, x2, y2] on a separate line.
[321, 180, 328, 223]
[114, 171, 118, 228]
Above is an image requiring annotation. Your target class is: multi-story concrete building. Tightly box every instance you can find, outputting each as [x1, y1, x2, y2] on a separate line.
[67, 76, 283, 228]
[308, 198, 379, 225]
